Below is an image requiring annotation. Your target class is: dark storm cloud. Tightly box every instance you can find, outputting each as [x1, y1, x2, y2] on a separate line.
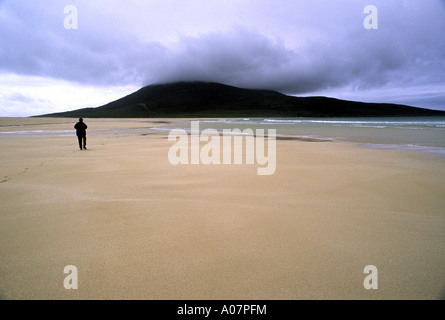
[150, 23, 444, 96]
[150, 29, 356, 93]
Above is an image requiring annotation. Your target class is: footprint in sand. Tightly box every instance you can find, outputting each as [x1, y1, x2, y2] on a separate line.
[18, 168, 29, 175]
[1, 176, 11, 183]
[1, 167, 30, 183]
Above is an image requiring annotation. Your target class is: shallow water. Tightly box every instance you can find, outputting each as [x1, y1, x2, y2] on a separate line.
[194, 117, 445, 159]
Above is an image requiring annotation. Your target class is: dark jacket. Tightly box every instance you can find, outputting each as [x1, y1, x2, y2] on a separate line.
[74, 121, 87, 137]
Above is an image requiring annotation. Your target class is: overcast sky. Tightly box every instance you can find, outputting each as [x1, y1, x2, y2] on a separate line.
[1, 0, 444, 117]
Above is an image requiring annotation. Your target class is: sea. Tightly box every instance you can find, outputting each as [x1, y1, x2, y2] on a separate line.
[193, 116, 445, 159]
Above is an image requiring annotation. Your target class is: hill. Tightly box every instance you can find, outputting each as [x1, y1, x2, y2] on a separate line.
[35, 81, 445, 118]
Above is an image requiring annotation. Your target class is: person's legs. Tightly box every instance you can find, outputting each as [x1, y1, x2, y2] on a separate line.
[77, 136, 83, 150]
[83, 136, 87, 149]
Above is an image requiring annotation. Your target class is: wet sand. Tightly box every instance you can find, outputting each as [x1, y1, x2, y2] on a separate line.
[1, 117, 445, 300]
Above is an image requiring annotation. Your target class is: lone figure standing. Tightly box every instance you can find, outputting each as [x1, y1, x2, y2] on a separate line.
[74, 118, 87, 150]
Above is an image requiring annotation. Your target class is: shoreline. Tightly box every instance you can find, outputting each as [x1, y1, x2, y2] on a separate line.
[3, 116, 445, 153]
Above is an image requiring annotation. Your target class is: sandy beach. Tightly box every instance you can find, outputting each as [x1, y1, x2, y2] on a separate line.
[1, 117, 445, 300]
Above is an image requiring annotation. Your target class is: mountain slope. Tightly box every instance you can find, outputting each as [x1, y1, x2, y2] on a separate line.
[36, 81, 445, 118]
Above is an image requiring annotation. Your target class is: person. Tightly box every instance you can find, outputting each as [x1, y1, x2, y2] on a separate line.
[74, 118, 88, 150]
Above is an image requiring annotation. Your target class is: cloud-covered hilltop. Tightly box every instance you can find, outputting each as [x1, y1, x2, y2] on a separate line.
[36, 81, 445, 118]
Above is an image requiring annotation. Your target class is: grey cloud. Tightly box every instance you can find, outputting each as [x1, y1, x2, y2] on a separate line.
[0, 1, 168, 86]
[1, 0, 444, 106]
[149, 24, 443, 96]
